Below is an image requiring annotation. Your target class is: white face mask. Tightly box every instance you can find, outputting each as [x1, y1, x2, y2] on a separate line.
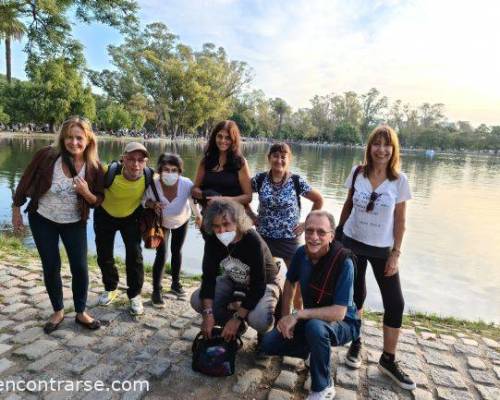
[216, 231, 237, 247]
[161, 172, 179, 186]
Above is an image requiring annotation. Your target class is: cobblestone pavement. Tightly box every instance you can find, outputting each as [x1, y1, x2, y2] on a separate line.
[0, 256, 499, 400]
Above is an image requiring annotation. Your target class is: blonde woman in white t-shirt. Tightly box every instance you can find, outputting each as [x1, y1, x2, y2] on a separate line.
[143, 153, 201, 307]
[337, 125, 416, 391]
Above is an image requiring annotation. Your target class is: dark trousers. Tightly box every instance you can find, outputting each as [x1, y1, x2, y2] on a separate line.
[94, 206, 144, 299]
[152, 221, 188, 291]
[28, 212, 88, 313]
[262, 319, 360, 392]
[354, 255, 405, 328]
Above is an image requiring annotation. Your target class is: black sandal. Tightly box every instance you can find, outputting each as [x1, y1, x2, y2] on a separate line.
[75, 317, 101, 330]
[43, 318, 64, 334]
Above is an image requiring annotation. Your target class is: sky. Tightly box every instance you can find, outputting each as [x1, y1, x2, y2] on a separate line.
[2, 0, 500, 126]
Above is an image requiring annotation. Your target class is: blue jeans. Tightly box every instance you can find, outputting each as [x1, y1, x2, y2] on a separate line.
[261, 318, 360, 392]
[29, 212, 89, 313]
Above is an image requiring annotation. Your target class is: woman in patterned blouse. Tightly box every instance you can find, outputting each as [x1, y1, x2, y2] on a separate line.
[249, 143, 323, 308]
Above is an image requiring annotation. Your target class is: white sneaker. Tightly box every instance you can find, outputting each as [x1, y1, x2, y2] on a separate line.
[306, 383, 336, 400]
[98, 290, 118, 306]
[129, 295, 144, 315]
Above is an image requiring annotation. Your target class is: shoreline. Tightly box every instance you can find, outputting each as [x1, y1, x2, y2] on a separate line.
[1, 130, 498, 158]
[1, 231, 498, 335]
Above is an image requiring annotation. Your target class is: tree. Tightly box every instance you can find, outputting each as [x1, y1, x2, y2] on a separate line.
[333, 123, 360, 144]
[309, 95, 334, 140]
[330, 91, 362, 129]
[0, 1, 25, 83]
[360, 88, 388, 141]
[97, 103, 132, 131]
[0, 104, 9, 124]
[270, 97, 291, 134]
[96, 23, 252, 137]
[0, 1, 138, 76]
[29, 58, 95, 131]
[457, 121, 473, 133]
[388, 99, 404, 132]
[419, 103, 445, 128]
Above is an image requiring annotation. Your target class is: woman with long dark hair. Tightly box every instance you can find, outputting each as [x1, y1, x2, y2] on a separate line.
[192, 120, 252, 214]
[12, 116, 103, 333]
[338, 125, 415, 390]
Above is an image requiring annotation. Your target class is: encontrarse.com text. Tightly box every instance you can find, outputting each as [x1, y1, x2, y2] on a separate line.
[0, 379, 149, 393]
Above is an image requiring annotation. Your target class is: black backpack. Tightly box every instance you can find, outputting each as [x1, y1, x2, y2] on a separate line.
[255, 172, 302, 210]
[104, 160, 154, 189]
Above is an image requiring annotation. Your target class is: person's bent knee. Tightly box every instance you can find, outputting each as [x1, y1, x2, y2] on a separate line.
[190, 289, 203, 313]
[247, 311, 274, 334]
[260, 329, 282, 355]
[304, 319, 329, 342]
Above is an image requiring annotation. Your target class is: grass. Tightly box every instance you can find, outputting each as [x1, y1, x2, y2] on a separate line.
[0, 231, 201, 284]
[364, 309, 500, 341]
[1, 231, 497, 337]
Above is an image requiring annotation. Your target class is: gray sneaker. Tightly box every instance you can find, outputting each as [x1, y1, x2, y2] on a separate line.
[129, 295, 144, 315]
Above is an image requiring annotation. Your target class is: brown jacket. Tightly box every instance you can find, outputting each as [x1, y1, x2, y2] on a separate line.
[12, 146, 105, 221]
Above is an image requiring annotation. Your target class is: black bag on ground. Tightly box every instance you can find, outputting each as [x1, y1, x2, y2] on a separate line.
[192, 326, 243, 377]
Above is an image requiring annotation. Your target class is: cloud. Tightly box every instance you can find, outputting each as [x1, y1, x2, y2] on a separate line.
[4, 0, 497, 125]
[138, 0, 500, 125]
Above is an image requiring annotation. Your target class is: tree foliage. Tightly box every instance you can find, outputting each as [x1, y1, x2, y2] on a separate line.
[90, 23, 252, 137]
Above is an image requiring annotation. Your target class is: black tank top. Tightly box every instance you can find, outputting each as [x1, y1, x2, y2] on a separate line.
[201, 169, 243, 197]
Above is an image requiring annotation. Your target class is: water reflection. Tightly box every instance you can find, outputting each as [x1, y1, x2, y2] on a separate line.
[1, 137, 499, 323]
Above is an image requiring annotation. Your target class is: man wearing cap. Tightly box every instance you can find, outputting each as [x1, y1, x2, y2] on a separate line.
[94, 142, 152, 315]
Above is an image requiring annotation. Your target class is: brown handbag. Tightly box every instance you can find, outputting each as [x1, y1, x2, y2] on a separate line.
[139, 180, 164, 249]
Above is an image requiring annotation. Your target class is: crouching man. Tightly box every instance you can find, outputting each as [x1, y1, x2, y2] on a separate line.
[190, 199, 285, 341]
[261, 210, 361, 400]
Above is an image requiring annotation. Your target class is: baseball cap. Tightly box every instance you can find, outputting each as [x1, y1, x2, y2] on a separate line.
[123, 142, 149, 157]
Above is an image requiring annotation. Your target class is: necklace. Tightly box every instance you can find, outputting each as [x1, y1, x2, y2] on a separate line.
[269, 171, 288, 187]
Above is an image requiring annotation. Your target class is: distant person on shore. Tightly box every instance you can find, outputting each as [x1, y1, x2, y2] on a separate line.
[261, 210, 360, 400]
[94, 142, 153, 316]
[142, 153, 202, 306]
[12, 116, 103, 333]
[248, 142, 323, 309]
[191, 120, 252, 232]
[337, 125, 415, 390]
[190, 199, 285, 341]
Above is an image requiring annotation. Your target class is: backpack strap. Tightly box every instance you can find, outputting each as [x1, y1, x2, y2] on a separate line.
[351, 165, 363, 195]
[103, 160, 121, 189]
[150, 177, 161, 202]
[291, 174, 302, 210]
[256, 172, 302, 210]
[104, 161, 155, 190]
[255, 172, 267, 193]
[143, 166, 154, 189]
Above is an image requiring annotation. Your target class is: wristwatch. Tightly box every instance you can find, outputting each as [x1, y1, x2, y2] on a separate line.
[291, 309, 299, 319]
[232, 312, 245, 323]
[202, 307, 213, 316]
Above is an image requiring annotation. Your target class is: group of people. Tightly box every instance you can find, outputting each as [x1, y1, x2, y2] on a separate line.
[12, 116, 415, 400]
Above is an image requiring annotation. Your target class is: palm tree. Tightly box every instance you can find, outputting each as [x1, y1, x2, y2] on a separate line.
[0, 1, 25, 83]
[271, 97, 291, 134]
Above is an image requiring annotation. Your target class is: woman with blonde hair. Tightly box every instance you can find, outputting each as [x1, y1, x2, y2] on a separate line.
[12, 116, 104, 333]
[337, 125, 415, 390]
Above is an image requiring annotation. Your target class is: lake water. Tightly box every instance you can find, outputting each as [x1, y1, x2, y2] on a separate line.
[1, 136, 499, 323]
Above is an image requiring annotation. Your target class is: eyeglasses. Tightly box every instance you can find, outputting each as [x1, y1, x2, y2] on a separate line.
[124, 156, 147, 164]
[366, 192, 381, 212]
[305, 228, 332, 238]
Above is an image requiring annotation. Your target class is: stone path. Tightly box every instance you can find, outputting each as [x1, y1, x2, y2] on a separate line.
[0, 256, 499, 399]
